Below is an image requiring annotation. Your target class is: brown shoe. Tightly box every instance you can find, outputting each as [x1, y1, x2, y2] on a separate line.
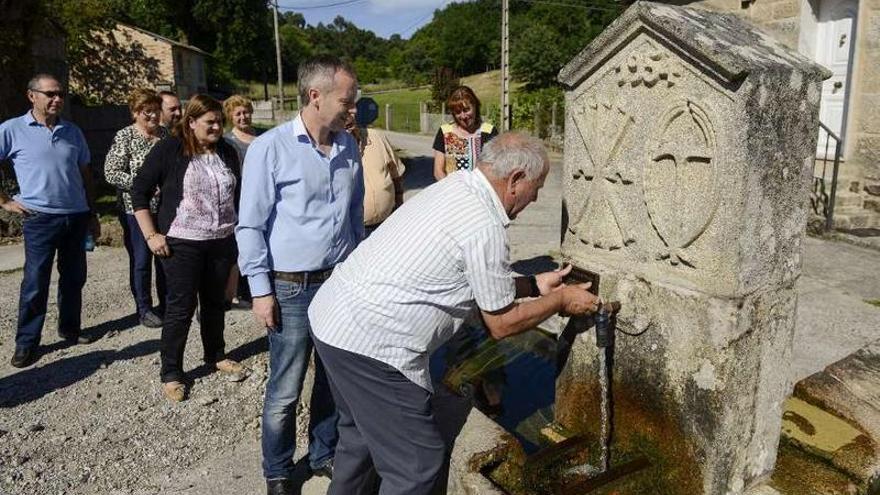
[215, 359, 244, 374]
[162, 381, 186, 402]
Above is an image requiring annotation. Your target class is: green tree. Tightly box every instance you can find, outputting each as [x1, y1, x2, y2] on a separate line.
[510, 1, 622, 88]
[279, 16, 313, 81]
[191, 0, 275, 88]
[409, 0, 500, 77]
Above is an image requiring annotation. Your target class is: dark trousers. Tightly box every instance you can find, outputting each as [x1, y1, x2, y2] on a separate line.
[159, 236, 235, 383]
[313, 334, 446, 495]
[17, 211, 89, 349]
[119, 213, 166, 317]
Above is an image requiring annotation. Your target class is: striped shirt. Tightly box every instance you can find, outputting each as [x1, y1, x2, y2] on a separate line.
[309, 169, 516, 391]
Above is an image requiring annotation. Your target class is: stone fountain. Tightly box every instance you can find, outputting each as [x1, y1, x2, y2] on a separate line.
[443, 2, 831, 494]
[554, 1, 830, 494]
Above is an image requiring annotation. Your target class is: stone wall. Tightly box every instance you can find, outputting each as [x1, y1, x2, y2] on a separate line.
[850, 0, 880, 183]
[173, 47, 208, 99]
[664, 0, 803, 48]
[68, 24, 208, 104]
[114, 25, 176, 88]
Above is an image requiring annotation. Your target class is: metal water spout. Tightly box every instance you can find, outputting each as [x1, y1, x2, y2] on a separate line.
[594, 301, 620, 474]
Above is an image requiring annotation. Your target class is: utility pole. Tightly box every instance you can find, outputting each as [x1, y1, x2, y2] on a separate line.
[500, 0, 510, 131]
[272, 0, 284, 116]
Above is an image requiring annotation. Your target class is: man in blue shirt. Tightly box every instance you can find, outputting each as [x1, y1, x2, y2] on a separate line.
[235, 56, 363, 495]
[0, 73, 100, 368]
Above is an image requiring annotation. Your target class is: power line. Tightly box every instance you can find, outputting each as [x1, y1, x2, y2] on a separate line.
[278, 0, 368, 11]
[513, 0, 622, 13]
[398, 0, 448, 36]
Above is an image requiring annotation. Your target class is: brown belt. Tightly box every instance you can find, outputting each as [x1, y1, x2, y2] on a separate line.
[273, 268, 333, 284]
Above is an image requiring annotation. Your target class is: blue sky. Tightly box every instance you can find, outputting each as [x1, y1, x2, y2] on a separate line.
[277, 0, 451, 39]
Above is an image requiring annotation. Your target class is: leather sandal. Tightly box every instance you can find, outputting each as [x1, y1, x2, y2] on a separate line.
[215, 359, 244, 374]
[162, 381, 186, 402]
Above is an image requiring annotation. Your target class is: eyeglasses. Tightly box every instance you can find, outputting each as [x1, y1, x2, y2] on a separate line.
[141, 109, 159, 118]
[31, 89, 66, 99]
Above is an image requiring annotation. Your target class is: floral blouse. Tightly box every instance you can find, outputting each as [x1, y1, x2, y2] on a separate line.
[166, 153, 237, 241]
[432, 122, 497, 174]
[104, 125, 168, 214]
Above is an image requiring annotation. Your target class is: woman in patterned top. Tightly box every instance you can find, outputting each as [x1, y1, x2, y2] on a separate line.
[432, 86, 497, 181]
[104, 88, 168, 329]
[131, 95, 244, 402]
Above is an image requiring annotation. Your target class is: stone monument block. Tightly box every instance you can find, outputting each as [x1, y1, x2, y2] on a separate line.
[555, 2, 830, 493]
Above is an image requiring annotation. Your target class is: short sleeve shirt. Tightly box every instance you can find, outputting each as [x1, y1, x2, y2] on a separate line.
[308, 169, 516, 391]
[0, 112, 90, 214]
[361, 128, 405, 226]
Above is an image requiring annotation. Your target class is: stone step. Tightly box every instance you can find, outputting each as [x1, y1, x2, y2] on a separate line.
[769, 444, 864, 495]
[774, 338, 880, 494]
[834, 192, 865, 209]
[834, 212, 880, 230]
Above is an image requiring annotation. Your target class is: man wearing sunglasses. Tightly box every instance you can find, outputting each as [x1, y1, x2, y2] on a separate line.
[0, 73, 100, 368]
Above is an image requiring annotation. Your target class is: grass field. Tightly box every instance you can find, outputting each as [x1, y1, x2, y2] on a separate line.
[234, 70, 526, 133]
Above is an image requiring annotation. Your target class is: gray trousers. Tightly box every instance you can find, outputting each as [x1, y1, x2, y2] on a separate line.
[313, 334, 446, 495]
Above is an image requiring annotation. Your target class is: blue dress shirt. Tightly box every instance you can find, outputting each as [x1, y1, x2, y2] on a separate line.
[0, 111, 90, 214]
[235, 115, 365, 297]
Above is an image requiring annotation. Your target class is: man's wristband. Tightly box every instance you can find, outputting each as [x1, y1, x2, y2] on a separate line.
[528, 275, 541, 298]
[146, 232, 161, 241]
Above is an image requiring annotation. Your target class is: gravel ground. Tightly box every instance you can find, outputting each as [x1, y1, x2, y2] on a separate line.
[0, 246, 317, 495]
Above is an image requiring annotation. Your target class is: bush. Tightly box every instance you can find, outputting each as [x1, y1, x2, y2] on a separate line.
[430, 67, 460, 111]
[511, 87, 564, 138]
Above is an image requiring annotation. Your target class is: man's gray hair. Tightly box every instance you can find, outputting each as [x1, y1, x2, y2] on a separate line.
[297, 56, 355, 105]
[27, 73, 60, 91]
[479, 132, 548, 180]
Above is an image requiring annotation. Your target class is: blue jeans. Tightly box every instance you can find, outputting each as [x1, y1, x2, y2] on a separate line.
[262, 278, 339, 479]
[17, 211, 89, 349]
[120, 213, 166, 317]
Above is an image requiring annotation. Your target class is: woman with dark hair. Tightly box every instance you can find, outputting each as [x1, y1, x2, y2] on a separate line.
[131, 94, 244, 402]
[432, 85, 498, 181]
[104, 88, 168, 328]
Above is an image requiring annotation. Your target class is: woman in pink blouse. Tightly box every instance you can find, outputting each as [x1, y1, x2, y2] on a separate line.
[131, 95, 244, 402]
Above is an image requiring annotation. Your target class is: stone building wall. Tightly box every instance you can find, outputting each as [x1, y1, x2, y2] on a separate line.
[113, 24, 176, 89]
[666, 0, 880, 203]
[850, 0, 880, 182]
[68, 23, 208, 104]
[172, 47, 208, 99]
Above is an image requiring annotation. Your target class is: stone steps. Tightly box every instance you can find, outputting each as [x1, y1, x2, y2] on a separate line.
[834, 211, 880, 230]
[835, 191, 866, 210]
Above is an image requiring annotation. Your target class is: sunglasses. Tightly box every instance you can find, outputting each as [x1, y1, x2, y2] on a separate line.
[31, 89, 66, 99]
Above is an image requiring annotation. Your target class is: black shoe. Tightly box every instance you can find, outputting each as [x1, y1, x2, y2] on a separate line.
[58, 331, 95, 345]
[311, 458, 333, 479]
[266, 478, 294, 495]
[10, 347, 37, 368]
[140, 310, 163, 328]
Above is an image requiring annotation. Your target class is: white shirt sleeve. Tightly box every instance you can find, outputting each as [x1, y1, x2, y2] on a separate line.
[462, 224, 516, 312]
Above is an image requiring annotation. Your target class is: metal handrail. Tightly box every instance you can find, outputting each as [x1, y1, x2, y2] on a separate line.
[812, 121, 843, 231]
[818, 121, 841, 143]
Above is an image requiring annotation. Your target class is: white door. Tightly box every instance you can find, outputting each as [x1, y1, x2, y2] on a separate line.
[816, 0, 858, 158]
